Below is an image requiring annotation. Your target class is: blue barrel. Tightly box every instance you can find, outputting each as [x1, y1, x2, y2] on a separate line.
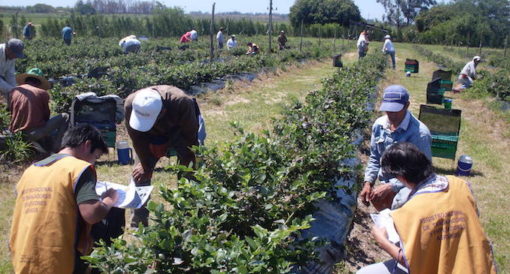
[455, 155, 473, 176]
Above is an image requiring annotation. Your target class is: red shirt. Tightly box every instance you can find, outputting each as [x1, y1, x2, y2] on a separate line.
[9, 84, 50, 132]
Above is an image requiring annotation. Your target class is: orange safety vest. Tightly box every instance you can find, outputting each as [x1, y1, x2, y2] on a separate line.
[10, 155, 93, 274]
[391, 175, 497, 274]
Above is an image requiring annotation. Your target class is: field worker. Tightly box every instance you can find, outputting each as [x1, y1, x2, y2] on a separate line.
[382, 35, 396, 69]
[357, 30, 369, 59]
[179, 32, 192, 43]
[10, 68, 69, 154]
[119, 35, 141, 54]
[0, 38, 26, 104]
[227, 35, 238, 50]
[357, 143, 497, 274]
[125, 85, 201, 227]
[246, 42, 259, 55]
[10, 124, 118, 274]
[62, 24, 75, 45]
[359, 85, 431, 211]
[216, 27, 225, 49]
[23, 22, 36, 40]
[278, 30, 288, 50]
[455, 56, 481, 91]
[190, 29, 198, 41]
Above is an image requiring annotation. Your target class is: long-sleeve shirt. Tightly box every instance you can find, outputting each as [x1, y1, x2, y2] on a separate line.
[226, 39, 237, 49]
[364, 111, 432, 191]
[9, 84, 50, 133]
[125, 85, 199, 173]
[0, 43, 17, 101]
[382, 39, 395, 53]
[216, 31, 224, 43]
[459, 60, 477, 80]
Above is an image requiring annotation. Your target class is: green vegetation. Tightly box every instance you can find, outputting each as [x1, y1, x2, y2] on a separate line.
[84, 54, 386, 273]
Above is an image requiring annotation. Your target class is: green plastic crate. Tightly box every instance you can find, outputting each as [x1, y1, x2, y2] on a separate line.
[440, 80, 453, 91]
[431, 135, 458, 160]
[405, 64, 419, 73]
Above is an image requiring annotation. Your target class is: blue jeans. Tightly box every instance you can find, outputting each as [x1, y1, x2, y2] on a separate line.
[385, 51, 396, 69]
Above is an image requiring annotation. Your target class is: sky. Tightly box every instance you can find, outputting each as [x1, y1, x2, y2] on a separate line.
[8, 0, 388, 20]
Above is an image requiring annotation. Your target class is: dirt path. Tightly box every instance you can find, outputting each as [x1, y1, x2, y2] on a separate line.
[341, 43, 510, 272]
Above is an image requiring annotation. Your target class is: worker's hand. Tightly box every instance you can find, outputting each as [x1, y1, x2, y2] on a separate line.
[370, 183, 394, 201]
[359, 182, 373, 206]
[372, 225, 389, 246]
[101, 188, 119, 205]
[132, 162, 152, 183]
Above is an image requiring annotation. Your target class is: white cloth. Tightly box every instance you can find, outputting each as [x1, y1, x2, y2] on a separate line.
[216, 31, 224, 43]
[459, 60, 477, 80]
[0, 43, 17, 101]
[119, 35, 137, 47]
[382, 39, 395, 53]
[357, 33, 368, 49]
[227, 38, 237, 49]
[190, 30, 198, 41]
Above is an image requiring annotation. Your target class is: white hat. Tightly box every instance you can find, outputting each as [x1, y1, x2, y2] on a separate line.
[473, 56, 481, 62]
[384, 35, 391, 39]
[129, 88, 163, 132]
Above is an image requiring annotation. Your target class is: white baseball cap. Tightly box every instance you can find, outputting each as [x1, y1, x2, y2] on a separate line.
[384, 35, 391, 39]
[129, 88, 163, 132]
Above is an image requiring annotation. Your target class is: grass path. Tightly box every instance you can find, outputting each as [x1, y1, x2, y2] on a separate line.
[0, 56, 348, 272]
[342, 43, 509, 272]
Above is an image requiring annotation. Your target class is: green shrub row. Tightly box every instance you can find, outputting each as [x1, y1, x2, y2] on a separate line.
[414, 45, 465, 74]
[84, 54, 387, 273]
[415, 46, 510, 102]
[45, 39, 341, 113]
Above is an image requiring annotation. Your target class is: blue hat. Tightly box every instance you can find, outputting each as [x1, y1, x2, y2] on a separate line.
[379, 85, 409, 112]
[7, 38, 26, 59]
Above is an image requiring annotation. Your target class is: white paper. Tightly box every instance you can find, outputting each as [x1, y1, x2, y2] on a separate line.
[370, 208, 400, 244]
[96, 180, 153, 209]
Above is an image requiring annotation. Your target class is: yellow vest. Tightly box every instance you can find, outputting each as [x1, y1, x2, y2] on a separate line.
[392, 176, 497, 274]
[10, 155, 92, 274]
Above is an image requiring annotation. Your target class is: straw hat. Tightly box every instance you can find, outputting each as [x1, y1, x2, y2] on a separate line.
[16, 68, 52, 90]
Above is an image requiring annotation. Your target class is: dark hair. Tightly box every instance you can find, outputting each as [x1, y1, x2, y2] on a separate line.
[24, 77, 41, 87]
[61, 124, 108, 154]
[381, 142, 433, 185]
[247, 42, 253, 46]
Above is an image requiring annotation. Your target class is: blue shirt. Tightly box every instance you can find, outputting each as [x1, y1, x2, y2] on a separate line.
[62, 27, 73, 40]
[364, 111, 432, 191]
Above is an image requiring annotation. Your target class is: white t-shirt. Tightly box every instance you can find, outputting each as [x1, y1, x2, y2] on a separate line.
[216, 31, 224, 43]
[382, 39, 395, 53]
[190, 30, 198, 41]
[459, 61, 476, 80]
[227, 38, 237, 49]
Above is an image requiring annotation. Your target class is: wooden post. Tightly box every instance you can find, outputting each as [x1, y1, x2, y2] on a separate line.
[299, 20, 303, 52]
[478, 40, 482, 56]
[504, 35, 508, 58]
[210, 3, 215, 62]
[318, 25, 321, 47]
[268, 0, 273, 53]
[466, 32, 470, 56]
[333, 28, 337, 52]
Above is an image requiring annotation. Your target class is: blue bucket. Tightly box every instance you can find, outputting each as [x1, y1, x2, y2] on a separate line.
[455, 155, 473, 176]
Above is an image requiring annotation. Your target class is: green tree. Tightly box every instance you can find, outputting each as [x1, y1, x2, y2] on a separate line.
[74, 0, 96, 15]
[289, 0, 361, 28]
[377, 0, 437, 26]
[26, 3, 56, 13]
